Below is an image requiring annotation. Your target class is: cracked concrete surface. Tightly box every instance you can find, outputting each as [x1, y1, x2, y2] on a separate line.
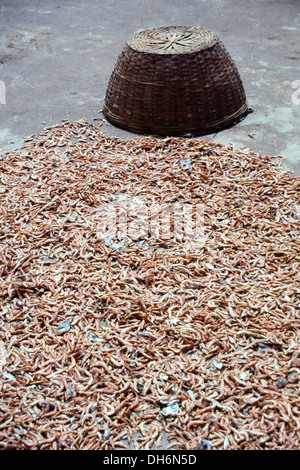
[0, 0, 299, 173]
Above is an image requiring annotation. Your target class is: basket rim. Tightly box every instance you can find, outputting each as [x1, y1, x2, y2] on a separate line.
[103, 100, 249, 137]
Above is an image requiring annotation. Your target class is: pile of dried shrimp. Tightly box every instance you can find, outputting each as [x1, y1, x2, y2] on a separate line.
[0, 119, 299, 450]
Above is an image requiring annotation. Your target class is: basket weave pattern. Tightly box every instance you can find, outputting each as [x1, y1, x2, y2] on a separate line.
[103, 27, 248, 136]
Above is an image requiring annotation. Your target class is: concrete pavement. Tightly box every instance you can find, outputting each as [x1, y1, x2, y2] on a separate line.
[0, 0, 299, 173]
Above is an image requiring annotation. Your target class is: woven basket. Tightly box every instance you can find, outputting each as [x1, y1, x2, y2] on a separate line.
[103, 26, 249, 136]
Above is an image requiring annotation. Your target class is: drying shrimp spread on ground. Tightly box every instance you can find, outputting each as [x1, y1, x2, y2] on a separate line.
[0, 119, 299, 450]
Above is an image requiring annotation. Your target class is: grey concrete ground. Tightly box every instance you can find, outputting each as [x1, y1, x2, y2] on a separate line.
[0, 0, 299, 173]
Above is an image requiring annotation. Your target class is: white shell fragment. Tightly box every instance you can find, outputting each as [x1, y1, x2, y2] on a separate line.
[162, 403, 181, 416]
[55, 319, 72, 335]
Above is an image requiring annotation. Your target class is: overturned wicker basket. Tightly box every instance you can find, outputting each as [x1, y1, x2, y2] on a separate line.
[103, 26, 249, 136]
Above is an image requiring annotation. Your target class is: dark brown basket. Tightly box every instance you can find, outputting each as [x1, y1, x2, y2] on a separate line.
[103, 26, 249, 136]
